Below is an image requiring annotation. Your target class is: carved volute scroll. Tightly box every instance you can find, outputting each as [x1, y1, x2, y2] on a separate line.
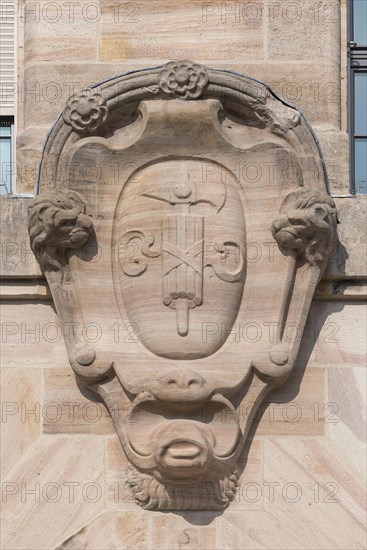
[28, 61, 337, 511]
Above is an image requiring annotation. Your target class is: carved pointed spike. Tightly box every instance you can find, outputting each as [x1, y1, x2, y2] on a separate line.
[176, 298, 189, 337]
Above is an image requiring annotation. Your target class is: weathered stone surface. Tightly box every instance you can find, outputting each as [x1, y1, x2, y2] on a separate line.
[20, 63, 139, 126]
[257, 368, 326, 436]
[314, 127, 350, 195]
[57, 511, 148, 550]
[23, 0, 98, 62]
[225, 439, 263, 512]
[301, 301, 367, 368]
[100, 1, 264, 63]
[0, 302, 69, 368]
[328, 367, 366, 478]
[105, 435, 136, 510]
[15, 126, 50, 195]
[1, 435, 105, 550]
[325, 196, 367, 279]
[150, 514, 217, 549]
[0, 367, 42, 477]
[21, 60, 340, 129]
[267, 0, 341, 63]
[0, 197, 41, 277]
[261, 62, 340, 128]
[262, 438, 366, 549]
[43, 368, 114, 435]
[219, 510, 314, 549]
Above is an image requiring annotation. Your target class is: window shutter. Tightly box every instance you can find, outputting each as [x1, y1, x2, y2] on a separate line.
[0, 1, 16, 116]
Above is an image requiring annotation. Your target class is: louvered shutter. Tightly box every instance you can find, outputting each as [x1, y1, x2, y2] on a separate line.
[0, 1, 16, 116]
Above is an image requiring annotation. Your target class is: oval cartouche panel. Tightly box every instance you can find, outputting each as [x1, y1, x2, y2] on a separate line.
[114, 158, 246, 359]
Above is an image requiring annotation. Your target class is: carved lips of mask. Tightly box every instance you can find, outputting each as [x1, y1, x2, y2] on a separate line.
[154, 421, 213, 482]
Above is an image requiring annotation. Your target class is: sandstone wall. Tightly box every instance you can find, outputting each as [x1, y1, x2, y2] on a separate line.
[1, 1, 366, 549]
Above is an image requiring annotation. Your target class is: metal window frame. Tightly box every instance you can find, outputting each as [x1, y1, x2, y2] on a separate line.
[0, 115, 14, 195]
[0, 0, 18, 196]
[347, 0, 367, 194]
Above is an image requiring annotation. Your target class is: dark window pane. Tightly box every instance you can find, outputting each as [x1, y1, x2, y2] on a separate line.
[354, 72, 367, 135]
[0, 138, 12, 195]
[353, 0, 367, 45]
[354, 138, 367, 193]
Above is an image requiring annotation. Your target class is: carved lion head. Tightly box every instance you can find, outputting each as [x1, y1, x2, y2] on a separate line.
[28, 190, 93, 271]
[272, 189, 337, 265]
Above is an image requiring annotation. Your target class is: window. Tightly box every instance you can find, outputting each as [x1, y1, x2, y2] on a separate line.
[0, 1, 16, 116]
[348, 0, 367, 194]
[0, 117, 14, 195]
[0, 1, 16, 195]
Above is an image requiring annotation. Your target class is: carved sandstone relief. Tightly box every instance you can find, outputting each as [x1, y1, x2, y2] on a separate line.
[115, 158, 245, 354]
[28, 61, 337, 511]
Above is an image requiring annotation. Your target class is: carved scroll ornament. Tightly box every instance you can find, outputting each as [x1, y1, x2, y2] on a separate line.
[29, 61, 337, 511]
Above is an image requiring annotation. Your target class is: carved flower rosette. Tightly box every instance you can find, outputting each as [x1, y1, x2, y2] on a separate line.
[159, 60, 209, 99]
[63, 88, 108, 133]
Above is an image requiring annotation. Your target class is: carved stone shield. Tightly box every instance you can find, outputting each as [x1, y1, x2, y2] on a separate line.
[115, 158, 246, 358]
[28, 61, 337, 511]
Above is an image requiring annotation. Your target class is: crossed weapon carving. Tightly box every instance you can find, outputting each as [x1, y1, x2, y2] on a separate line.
[120, 181, 244, 336]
